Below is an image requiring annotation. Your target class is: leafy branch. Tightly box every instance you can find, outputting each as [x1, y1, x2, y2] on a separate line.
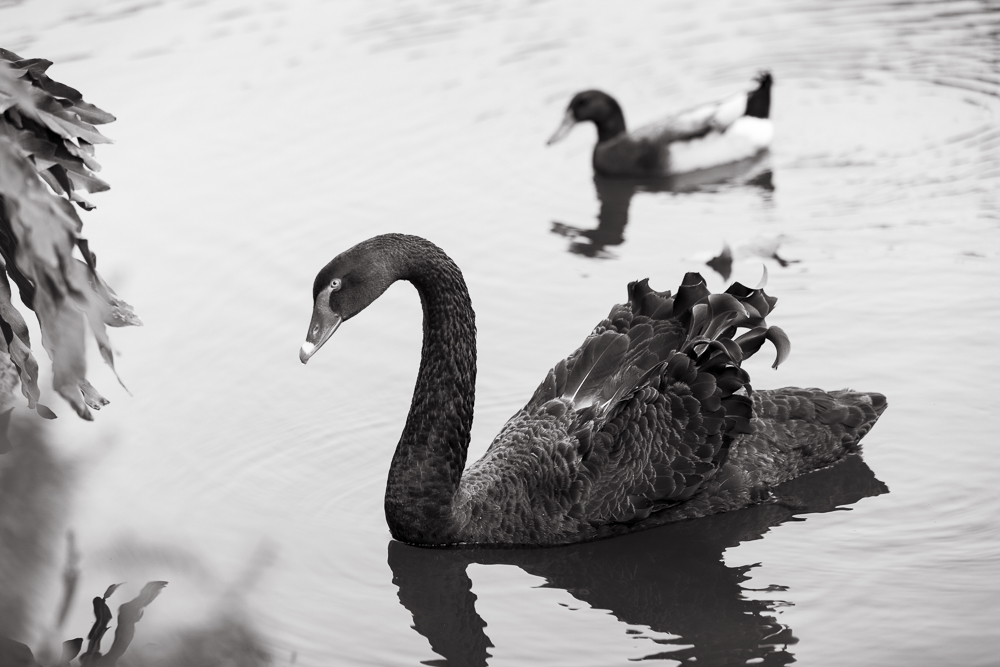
[0, 48, 140, 421]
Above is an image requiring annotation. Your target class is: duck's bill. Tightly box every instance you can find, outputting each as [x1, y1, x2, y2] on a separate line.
[546, 109, 577, 145]
[299, 302, 342, 364]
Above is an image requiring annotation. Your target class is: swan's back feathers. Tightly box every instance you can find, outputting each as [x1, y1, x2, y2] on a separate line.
[498, 272, 793, 530]
[558, 331, 629, 410]
[529, 272, 789, 443]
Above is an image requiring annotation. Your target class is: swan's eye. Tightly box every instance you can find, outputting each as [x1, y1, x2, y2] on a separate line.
[330, 278, 342, 291]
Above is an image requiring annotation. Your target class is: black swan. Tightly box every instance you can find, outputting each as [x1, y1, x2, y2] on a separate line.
[299, 234, 885, 547]
[548, 72, 773, 177]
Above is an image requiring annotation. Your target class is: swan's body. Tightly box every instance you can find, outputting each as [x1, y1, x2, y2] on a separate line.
[301, 234, 884, 547]
[548, 73, 774, 177]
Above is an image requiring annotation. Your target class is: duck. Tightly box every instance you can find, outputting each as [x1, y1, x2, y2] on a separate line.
[548, 72, 774, 177]
[299, 234, 885, 547]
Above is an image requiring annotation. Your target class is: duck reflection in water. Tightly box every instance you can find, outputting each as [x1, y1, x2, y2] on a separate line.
[552, 156, 774, 258]
[389, 454, 886, 667]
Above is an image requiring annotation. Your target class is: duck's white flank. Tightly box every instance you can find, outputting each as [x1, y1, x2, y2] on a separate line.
[634, 93, 748, 142]
[705, 93, 747, 130]
[668, 116, 773, 174]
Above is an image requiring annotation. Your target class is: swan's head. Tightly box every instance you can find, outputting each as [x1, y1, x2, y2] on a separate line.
[547, 90, 624, 145]
[299, 239, 395, 364]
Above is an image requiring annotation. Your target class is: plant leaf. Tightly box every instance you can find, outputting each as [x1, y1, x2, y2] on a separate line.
[82, 595, 113, 661]
[97, 581, 168, 666]
[0, 265, 45, 412]
[1, 58, 136, 419]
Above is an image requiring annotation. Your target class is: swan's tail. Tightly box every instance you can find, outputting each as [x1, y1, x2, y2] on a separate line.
[745, 71, 772, 119]
[745, 388, 887, 480]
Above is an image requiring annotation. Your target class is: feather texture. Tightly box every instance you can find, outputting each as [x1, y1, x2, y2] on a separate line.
[560, 331, 629, 409]
[303, 235, 886, 547]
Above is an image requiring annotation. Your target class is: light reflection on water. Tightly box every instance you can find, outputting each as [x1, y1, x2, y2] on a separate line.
[0, 0, 998, 665]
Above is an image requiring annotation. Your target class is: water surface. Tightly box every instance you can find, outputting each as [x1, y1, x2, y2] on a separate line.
[0, 1, 998, 665]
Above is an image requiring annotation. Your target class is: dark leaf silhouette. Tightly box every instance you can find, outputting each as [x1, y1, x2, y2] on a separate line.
[80, 594, 113, 662]
[707, 243, 734, 281]
[96, 581, 168, 666]
[59, 639, 82, 666]
[100, 584, 123, 601]
[0, 636, 43, 667]
[0, 50, 139, 423]
[77, 581, 167, 667]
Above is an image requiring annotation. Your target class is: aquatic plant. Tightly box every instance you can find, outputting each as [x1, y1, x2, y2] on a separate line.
[0, 49, 139, 426]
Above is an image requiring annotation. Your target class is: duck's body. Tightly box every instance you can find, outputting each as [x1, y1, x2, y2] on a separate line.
[548, 73, 774, 177]
[301, 234, 884, 547]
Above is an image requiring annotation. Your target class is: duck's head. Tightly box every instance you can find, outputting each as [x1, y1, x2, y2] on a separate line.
[299, 238, 396, 363]
[547, 90, 626, 145]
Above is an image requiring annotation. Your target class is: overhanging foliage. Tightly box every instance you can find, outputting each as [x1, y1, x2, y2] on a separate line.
[0, 49, 139, 421]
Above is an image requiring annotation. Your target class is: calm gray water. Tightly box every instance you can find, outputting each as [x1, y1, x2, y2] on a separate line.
[1, 1, 998, 665]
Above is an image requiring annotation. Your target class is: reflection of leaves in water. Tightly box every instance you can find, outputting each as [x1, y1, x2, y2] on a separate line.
[0, 580, 167, 667]
[390, 454, 887, 666]
[0, 417, 73, 641]
[0, 417, 274, 666]
[0, 407, 12, 454]
[54, 533, 81, 632]
[78, 581, 168, 666]
[0, 636, 42, 666]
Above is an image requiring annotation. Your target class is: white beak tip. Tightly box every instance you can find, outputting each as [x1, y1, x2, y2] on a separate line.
[299, 342, 315, 364]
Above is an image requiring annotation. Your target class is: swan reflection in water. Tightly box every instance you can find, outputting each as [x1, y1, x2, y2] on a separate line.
[552, 155, 775, 258]
[389, 454, 886, 667]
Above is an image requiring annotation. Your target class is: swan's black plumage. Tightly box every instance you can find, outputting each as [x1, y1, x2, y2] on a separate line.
[301, 234, 885, 546]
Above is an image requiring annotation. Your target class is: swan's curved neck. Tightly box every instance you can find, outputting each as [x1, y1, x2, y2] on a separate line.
[384, 240, 476, 544]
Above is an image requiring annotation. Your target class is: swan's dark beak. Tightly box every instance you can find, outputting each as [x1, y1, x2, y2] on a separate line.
[300, 299, 342, 364]
[546, 109, 577, 145]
